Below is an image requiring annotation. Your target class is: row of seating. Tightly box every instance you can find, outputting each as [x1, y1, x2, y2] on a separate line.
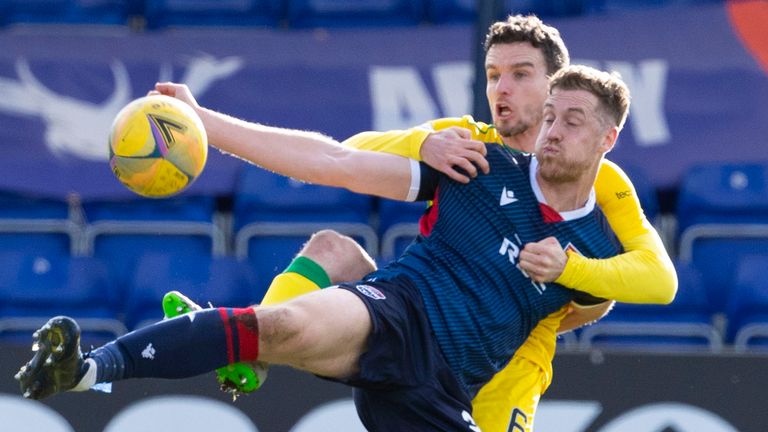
[2, 160, 768, 350]
[569, 258, 768, 354]
[1, 249, 765, 353]
[0, 0, 723, 29]
[6, 161, 767, 297]
[0, 252, 260, 344]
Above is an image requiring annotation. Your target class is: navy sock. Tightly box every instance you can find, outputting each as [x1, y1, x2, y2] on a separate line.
[87, 307, 259, 382]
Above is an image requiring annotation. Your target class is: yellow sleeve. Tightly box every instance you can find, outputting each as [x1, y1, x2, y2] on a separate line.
[341, 115, 500, 159]
[342, 129, 430, 160]
[556, 159, 677, 304]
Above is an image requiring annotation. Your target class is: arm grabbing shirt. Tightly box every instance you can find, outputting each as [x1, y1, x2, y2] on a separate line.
[344, 116, 677, 304]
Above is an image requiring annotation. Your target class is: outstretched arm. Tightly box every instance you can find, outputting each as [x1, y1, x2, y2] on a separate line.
[153, 82, 415, 201]
[344, 125, 489, 183]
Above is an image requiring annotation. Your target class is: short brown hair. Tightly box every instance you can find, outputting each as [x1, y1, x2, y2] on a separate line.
[484, 14, 570, 75]
[549, 65, 631, 130]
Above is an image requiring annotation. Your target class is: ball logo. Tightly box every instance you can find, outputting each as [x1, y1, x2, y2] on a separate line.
[355, 284, 386, 300]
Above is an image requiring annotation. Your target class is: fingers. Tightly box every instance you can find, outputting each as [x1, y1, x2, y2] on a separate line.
[153, 82, 177, 96]
[519, 237, 566, 283]
[447, 126, 472, 140]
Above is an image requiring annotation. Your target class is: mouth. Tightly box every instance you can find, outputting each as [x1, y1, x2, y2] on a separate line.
[495, 102, 513, 119]
[540, 144, 559, 156]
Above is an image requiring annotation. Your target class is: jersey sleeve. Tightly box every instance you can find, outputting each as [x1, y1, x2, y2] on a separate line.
[341, 116, 489, 159]
[555, 160, 677, 304]
[342, 128, 431, 160]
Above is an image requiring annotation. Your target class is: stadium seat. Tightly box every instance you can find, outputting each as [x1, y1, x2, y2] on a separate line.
[579, 260, 722, 353]
[123, 253, 261, 330]
[233, 165, 377, 291]
[81, 194, 225, 286]
[1, 0, 132, 25]
[0, 252, 126, 345]
[0, 190, 81, 257]
[725, 255, 768, 353]
[143, 0, 284, 29]
[677, 162, 768, 309]
[676, 162, 768, 233]
[620, 164, 660, 224]
[378, 198, 428, 262]
[287, 0, 425, 28]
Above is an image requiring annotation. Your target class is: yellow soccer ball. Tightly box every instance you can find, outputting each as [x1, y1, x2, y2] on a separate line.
[109, 95, 208, 198]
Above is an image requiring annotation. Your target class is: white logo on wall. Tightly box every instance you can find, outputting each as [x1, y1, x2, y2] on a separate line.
[0, 394, 742, 431]
[0, 55, 243, 161]
[369, 59, 669, 147]
[536, 401, 739, 432]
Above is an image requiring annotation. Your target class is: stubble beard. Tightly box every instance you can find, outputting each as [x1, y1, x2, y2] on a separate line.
[537, 153, 586, 184]
[496, 107, 542, 140]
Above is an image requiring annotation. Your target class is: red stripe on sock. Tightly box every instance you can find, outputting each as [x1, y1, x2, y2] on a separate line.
[217, 308, 235, 364]
[232, 308, 260, 362]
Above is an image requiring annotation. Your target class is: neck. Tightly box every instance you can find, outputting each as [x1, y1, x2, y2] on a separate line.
[535, 161, 600, 212]
[501, 127, 538, 153]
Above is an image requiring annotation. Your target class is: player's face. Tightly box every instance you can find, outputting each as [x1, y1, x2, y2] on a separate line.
[535, 88, 614, 183]
[485, 43, 550, 143]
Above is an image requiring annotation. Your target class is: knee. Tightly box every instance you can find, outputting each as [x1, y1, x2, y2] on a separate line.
[300, 230, 376, 284]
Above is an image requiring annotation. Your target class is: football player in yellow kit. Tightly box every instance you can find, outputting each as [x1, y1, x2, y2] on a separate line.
[254, 15, 676, 432]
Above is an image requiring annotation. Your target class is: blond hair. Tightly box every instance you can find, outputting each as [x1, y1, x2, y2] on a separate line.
[549, 65, 631, 130]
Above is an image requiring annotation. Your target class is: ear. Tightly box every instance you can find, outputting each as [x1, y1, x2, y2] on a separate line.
[600, 126, 618, 153]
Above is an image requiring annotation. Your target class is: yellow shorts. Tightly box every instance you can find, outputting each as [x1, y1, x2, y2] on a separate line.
[471, 355, 548, 432]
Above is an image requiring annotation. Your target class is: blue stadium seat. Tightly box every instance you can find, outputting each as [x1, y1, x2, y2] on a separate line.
[123, 253, 261, 330]
[676, 163, 768, 233]
[726, 255, 768, 353]
[378, 198, 428, 262]
[0, 191, 80, 257]
[233, 165, 377, 291]
[1, 0, 132, 25]
[620, 164, 660, 224]
[0, 252, 126, 344]
[677, 162, 768, 309]
[143, 0, 284, 29]
[287, 0, 425, 28]
[579, 260, 722, 352]
[82, 195, 225, 286]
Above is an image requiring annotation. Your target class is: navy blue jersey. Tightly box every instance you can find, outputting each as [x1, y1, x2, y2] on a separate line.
[368, 145, 622, 394]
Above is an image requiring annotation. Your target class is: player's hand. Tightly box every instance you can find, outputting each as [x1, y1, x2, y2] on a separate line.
[149, 82, 200, 110]
[420, 127, 489, 184]
[518, 236, 567, 283]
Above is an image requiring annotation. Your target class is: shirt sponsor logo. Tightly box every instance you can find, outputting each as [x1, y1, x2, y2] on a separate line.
[355, 284, 386, 300]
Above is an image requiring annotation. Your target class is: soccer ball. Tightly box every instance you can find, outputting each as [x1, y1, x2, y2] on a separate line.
[109, 94, 208, 198]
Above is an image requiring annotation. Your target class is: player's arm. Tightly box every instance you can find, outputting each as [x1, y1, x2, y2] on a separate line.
[343, 117, 489, 183]
[556, 160, 677, 304]
[557, 300, 614, 333]
[154, 82, 420, 202]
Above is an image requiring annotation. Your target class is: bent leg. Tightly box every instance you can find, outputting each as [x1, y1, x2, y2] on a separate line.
[257, 286, 371, 378]
[261, 230, 376, 305]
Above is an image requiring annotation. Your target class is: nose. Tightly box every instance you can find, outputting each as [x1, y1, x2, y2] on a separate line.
[494, 73, 514, 96]
[545, 119, 562, 141]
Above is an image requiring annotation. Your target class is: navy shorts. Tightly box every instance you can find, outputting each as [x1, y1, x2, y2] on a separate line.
[331, 276, 479, 431]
